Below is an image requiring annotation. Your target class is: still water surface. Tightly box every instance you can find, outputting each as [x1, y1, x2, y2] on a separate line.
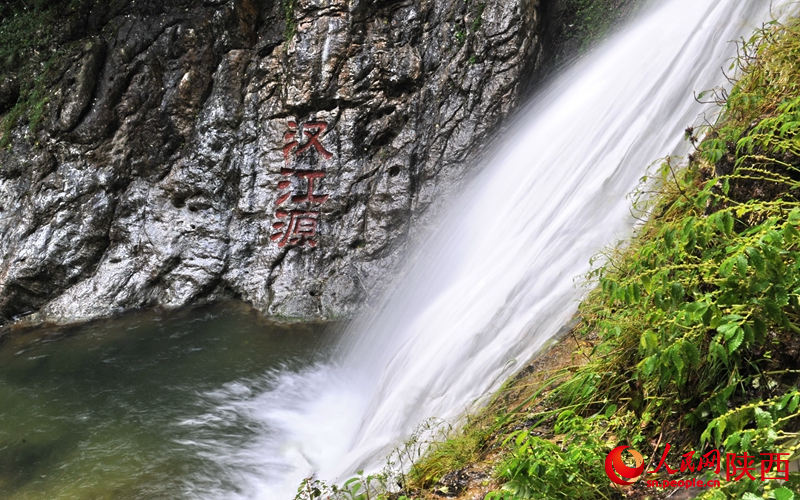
[0, 303, 336, 499]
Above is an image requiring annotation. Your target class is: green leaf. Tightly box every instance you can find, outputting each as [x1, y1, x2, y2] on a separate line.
[784, 224, 800, 245]
[684, 301, 709, 321]
[718, 322, 740, 340]
[740, 431, 752, 451]
[683, 341, 700, 367]
[763, 298, 782, 319]
[713, 213, 725, 234]
[775, 286, 790, 307]
[664, 229, 675, 248]
[754, 317, 767, 340]
[789, 394, 800, 413]
[715, 418, 727, 444]
[778, 392, 793, 411]
[716, 211, 735, 236]
[724, 432, 740, 450]
[719, 257, 735, 277]
[754, 407, 773, 429]
[640, 274, 652, 291]
[671, 348, 685, 373]
[709, 341, 729, 364]
[642, 331, 659, 352]
[773, 487, 795, 500]
[727, 327, 744, 354]
[736, 254, 748, 277]
[641, 356, 658, 376]
[701, 421, 714, 444]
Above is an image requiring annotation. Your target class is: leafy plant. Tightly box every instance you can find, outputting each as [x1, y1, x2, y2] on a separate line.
[487, 410, 616, 500]
[294, 471, 411, 500]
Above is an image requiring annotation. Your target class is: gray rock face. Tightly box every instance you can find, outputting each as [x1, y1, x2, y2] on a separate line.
[0, 0, 545, 325]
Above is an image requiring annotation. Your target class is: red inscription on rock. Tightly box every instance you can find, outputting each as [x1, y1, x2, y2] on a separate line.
[283, 121, 333, 160]
[272, 119, 332, 248]
[271, 210, 320, 248]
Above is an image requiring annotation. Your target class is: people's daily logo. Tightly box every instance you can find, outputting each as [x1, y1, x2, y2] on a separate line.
[605, 445, 645, 485]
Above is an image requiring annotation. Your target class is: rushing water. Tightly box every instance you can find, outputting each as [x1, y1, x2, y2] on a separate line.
[2, 1, 799, 499]
[224, 0, 798, 497]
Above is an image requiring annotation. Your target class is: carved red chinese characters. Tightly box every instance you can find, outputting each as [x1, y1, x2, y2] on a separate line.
[283, 121, 333, 160]
[271, 210, 320, 248]
[272, 119, 332, 248]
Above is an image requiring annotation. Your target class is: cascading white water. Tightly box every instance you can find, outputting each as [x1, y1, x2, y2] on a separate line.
[184, 0, 798, 498]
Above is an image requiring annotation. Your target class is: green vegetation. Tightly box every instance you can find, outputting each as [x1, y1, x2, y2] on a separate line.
[565, 0, 639, 49]
[450, 0, 486, 62]
[283, 0, 298, 44]
[0, 1, 56, 75]
[454, 29, 467, 46]
[0, 1, 71, 147]
[555, 18, 800, 498]
[487, 17, 800, 499]
[471, 2, 485, 32]
[320, 15, 800, 500]
[485, 410, 616, 500]
[1, 53, 59, 147]
[552, 0, 642, 66]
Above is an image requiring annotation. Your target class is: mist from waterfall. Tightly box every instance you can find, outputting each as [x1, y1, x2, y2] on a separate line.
[184, 1, 798, 498]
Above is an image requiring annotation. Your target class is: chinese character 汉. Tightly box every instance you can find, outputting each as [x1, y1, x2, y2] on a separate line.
[283, 120, 333, 160]
[275, 168, 329, 206]
[761, 453, 790, 481]
[726, 452, 758, 481]
[270, 210, 320, 248]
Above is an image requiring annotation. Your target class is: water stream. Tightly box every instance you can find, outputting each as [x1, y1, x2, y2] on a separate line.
[231, 0, 797, 497]
[1, 0, 797, 499]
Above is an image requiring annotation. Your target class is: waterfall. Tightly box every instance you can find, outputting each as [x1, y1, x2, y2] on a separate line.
[186, 0, 797, 498]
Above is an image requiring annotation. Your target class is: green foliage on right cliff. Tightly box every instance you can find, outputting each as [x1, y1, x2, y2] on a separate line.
[494, 17, 800, 499]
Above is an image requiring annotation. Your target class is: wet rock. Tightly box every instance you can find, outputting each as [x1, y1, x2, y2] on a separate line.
[434, 469, 472, 497]
[0, 76, 19, 115]
[0, 0, 547, 325]
[55, 39, 106, 133]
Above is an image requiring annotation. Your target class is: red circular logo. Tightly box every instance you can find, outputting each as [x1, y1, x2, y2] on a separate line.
[605, 445, 645, 485]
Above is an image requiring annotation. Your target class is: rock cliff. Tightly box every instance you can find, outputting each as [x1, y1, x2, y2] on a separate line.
[0, 0, 601, 325]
